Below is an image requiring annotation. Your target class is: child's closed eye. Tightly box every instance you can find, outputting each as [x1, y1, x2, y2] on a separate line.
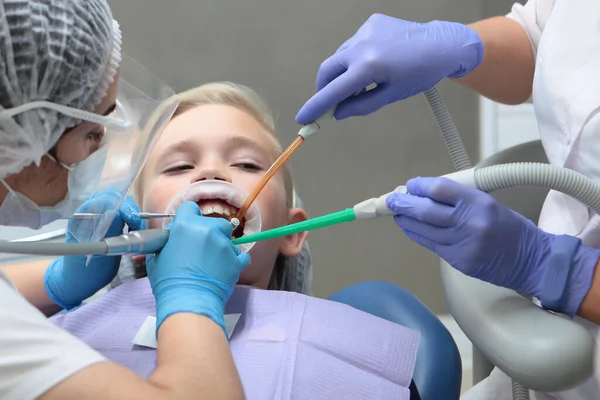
[163, 164, 194, 174]
[234, 162, 262, 172]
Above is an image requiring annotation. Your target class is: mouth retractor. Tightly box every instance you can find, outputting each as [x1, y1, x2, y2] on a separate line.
[162, 180, 262, 252]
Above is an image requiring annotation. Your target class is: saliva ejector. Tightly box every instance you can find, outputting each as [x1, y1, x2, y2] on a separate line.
[233, 106, 338, 225]
[232, 163, 600, 245]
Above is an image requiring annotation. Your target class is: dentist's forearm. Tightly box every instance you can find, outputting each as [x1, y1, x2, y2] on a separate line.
[577, 258, 600, 325]
[1, 259, 61, 316]
[454, 17, 535, 105]
[39, 313, 245, 400]
[150, 313, 246, 399]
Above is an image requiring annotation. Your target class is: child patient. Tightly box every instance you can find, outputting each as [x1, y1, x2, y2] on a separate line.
[50, 82, 421, 400]
[118, 81, 311, 294]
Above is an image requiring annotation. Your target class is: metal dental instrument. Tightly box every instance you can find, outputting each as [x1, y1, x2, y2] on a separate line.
[71, 212, 175, 220]
[72, 212, 239, 231]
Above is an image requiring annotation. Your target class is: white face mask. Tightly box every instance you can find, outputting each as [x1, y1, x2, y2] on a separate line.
[0, 145, 109, 229]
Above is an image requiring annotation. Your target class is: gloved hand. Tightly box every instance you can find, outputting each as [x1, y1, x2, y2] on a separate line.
[296, 14, 483, 124]
[44, 189, 145, 310]
[146, 201, 251, 334]
[386, 177, 600, 317]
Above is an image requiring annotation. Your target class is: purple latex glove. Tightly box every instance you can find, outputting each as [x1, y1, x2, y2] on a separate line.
[296, 14, 483, 124]
[386, 177, 600, 317]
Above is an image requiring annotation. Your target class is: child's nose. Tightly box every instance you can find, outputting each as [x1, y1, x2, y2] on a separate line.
[192, 165, 232, 183]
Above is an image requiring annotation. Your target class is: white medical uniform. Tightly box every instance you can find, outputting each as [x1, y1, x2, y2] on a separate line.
[463, 0, 600, 399]
[0, 269, 105, 400]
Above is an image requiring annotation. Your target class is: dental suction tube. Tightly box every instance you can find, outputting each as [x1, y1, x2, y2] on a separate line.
[366, 163, 600, 218]
[236, 162, 600, 245]
[422, 87, 472, 171]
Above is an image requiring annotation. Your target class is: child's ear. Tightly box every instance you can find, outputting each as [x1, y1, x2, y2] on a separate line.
[279, 207, 309, 257]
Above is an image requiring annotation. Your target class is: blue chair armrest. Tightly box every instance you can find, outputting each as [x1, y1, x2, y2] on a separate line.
[329, 281, 462, 400]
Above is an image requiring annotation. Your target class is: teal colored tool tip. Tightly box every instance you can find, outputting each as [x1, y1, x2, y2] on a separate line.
[232, 208, 356, 245]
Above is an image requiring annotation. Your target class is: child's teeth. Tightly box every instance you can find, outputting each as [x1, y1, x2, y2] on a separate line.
[193, 199, 242, 223]
[213, 203, 224, 214]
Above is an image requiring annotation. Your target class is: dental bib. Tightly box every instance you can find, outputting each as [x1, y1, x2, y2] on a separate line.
[50, 278, 419, 400]
[163, 180, 262, 253]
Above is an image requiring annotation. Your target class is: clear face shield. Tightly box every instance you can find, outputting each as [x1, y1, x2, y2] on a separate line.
[66, 56, 179, 244]
[0, 55, 178, 243]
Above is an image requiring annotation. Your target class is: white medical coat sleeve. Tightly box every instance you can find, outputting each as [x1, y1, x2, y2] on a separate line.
[506, 0, 555, 56]
[0, 270, 106, 400]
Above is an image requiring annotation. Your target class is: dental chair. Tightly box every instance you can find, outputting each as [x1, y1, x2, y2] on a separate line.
[329, 281, 462, 400]
[329, 140, 596, 400]
[2, 142, 593, 399]
[442, 139, 595, 395]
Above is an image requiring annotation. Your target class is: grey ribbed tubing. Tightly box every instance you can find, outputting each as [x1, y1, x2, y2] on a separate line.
[425, 85, 528, 399]
[512, 379, 530, 400]
[474, 163, 600, 216]
[423, 87, 473, 171]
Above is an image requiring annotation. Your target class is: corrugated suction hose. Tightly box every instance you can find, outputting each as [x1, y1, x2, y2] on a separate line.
[423, 86, 530, 400]
[423, 87, 472, 171]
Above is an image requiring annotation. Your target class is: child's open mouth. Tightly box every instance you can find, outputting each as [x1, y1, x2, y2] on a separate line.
[196, 199, 246, 238]
[163, 180, 262, 252]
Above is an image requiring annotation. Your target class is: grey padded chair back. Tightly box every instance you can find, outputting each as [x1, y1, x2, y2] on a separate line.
[441, 140, 595, 392]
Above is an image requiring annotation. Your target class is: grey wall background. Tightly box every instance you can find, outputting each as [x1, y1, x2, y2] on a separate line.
[109, 0, 518, 314]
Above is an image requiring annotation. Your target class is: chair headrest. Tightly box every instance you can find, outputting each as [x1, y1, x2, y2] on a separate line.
[268, 189, 313, 295]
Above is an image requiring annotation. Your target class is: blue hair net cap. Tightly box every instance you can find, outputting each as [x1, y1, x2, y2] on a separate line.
[0, 0, 122, 178]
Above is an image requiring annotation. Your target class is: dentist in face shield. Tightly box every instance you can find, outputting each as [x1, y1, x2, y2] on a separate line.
[0, 1, 249, 399]
[297, 2, 600, 399]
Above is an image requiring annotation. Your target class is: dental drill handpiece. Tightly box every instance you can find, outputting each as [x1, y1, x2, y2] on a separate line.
[102, 215, 241, 256]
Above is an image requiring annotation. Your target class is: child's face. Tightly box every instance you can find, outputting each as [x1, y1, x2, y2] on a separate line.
[140, 104, 307, 288]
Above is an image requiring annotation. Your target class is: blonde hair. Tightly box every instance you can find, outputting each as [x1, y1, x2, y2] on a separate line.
[134, 82, 294, 206]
